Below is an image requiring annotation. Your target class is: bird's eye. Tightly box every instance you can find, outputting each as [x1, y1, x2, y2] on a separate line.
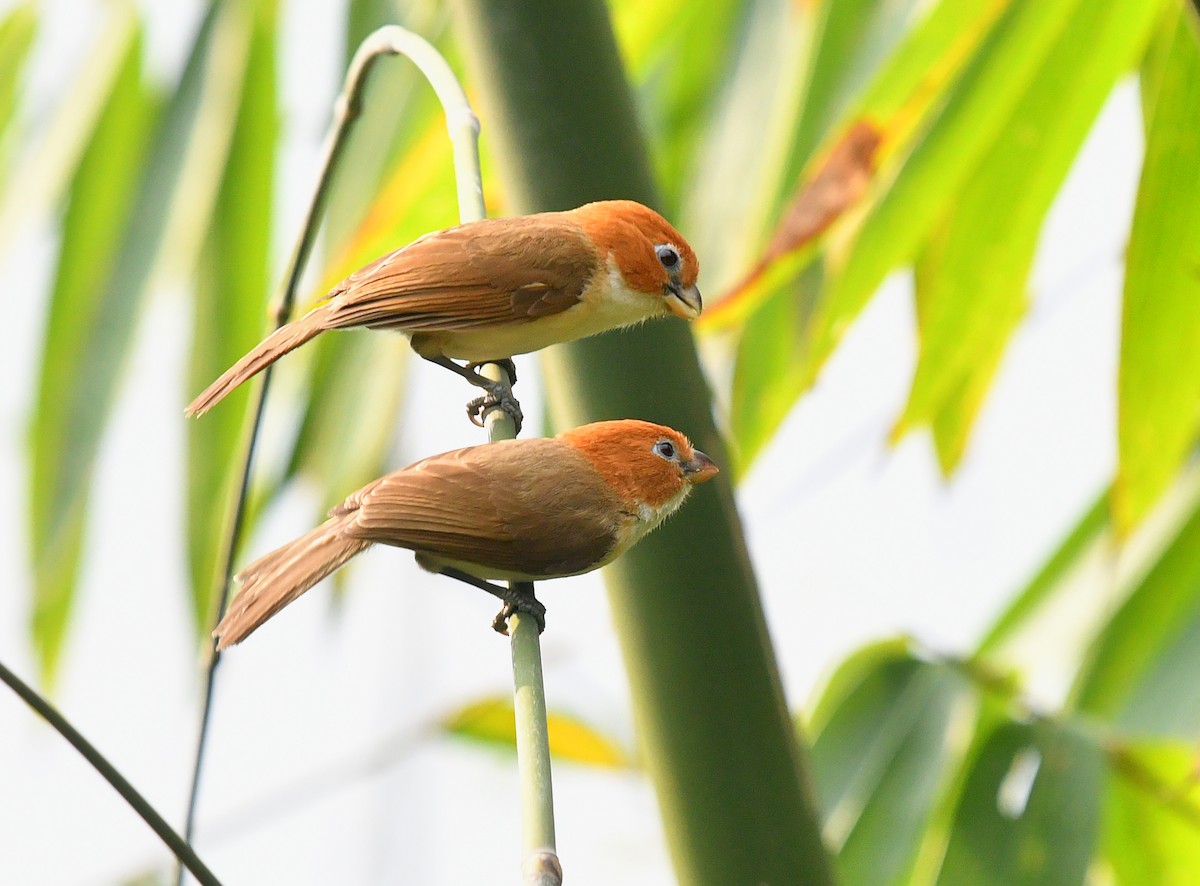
[656, 245, 680, 270]
[654, 440, 677, 460]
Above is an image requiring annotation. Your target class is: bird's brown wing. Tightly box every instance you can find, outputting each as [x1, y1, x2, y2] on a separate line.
[323, 215, 598, 332]
[342, 438, 627, 579]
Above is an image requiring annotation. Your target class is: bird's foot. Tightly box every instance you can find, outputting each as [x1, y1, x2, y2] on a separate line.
[467, 358, 518, 387]
[491, 588, 546, 636]
[466, 386, 524, 434]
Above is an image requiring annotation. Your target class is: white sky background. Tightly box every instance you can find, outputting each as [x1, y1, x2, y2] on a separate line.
[0, 1, 1139, 884]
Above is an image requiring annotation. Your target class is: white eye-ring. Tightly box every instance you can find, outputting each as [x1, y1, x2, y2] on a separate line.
[655, 244, 680, 270]
[654, 439, 677, 460]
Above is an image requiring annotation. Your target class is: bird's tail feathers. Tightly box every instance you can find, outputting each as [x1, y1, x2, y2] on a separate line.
[213, 512, 369, 649]
[185, 308, 330, 417]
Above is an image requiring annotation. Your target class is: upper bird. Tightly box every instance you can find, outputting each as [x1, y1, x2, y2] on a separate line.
[213, 419, 718, 649]
[185, 200, 702, 427]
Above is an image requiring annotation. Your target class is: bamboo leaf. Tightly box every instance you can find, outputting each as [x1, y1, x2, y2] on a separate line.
[187, 0, 278, 630]
[1104, 741, 1200, 883]
[0, 1, 36, 158]
[28, 23, 158, 681]
[808, 644, 970, 885]
[1115, 7, 1200, 533]
[806, 0, 1088, 385]
[1072, 499, 1200, 737]
[775, 0, 926, 215]
[279, 122, 455, 520]
[896, 0, 1168, 469]
[975, 489, 1111, 657]
[724, 0, 1017, 467]
[272, 8, 457, 526]
[935, 719, 1104, 885]
[442, 697, 631, 768]
[28, 4, 223, 679]
[613, 0, 751, 213]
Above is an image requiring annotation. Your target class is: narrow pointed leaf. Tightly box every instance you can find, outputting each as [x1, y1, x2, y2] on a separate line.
[902, 0, 1162, 473]
[613, 0, 751, 212]
[28, 25, 158, 680]
[805, 0, 1087, 385]
[187, 0, 278, 630]
[726, 0, 1023, 466]
[1072, 498, 1200, 737]
[976, 488, 1111, 657]
[0, 2, 36, 157]
[1115, 7, 1200, 533]
[28, 4, 223, 678]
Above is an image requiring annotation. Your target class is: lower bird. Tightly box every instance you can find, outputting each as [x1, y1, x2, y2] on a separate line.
[214, 419, 718, 648]
[185, 201, 702, 431]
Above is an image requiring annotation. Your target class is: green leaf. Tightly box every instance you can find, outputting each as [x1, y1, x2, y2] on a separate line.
[808, 0, 1090, 382]
[1104, 741, 1200, 884]
[616, 0, 751, 213]
[899, 0, 1161, 471]
[0, 5, 135, 244]
[28, 21, 158, 681]
[279, 148, 457, 526]
[442, 696, 631, 768]
[774, 0, 926, 212]
[187, 0, 278, 631]
[726, 0, 1016, 468]
[976, 488, 1111, 657]
[1115, 6, 1200, 533]
[0, 1, 36, 157]
[1072, 498, 1200, 736]
[936, 719, 1105, 885]
[730, 258, 823, 474]
[28, 4, 223, 680]
[282, 333, 408, 516]
[808, 644, 970, 886]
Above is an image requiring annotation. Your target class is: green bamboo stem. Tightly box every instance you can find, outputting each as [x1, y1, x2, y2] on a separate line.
[452, 2, 835, 883]
[180, 23, 486, 883]
[480, 363, 562, 884]
[0, 659, 223, 886]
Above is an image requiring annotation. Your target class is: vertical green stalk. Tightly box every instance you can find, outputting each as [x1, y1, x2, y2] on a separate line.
[481, 364, 561, 885]
[452, 3, 834, 884]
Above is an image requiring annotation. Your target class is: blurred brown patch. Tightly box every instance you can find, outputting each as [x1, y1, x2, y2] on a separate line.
[706, 121, 883, 323]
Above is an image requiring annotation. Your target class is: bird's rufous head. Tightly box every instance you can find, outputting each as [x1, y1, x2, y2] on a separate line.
[569, 201, 702, 320]
[561, 419, 718, 520]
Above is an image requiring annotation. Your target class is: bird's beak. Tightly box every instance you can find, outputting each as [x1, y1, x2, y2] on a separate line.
[684, 449, 719, 485]
[665, 283, 703, 320]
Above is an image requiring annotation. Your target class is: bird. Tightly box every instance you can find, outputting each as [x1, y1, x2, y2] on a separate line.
[185, 200, 702, 431]
[213, 419, 718, 649]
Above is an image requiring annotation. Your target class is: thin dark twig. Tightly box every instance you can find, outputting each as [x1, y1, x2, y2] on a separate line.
[0, 658, 222, 886]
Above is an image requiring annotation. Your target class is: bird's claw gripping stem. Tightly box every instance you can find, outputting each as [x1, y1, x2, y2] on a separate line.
[466, 387, 524, 434]
[492, 587, 546, 636]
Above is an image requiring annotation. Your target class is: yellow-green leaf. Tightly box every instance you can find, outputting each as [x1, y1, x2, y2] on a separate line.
[1115, 7, 1200, 533]
[442, 696, 631, 769]
[1105, 741, 1200, 884]
[28, 21, 158, 681]
[187, 0, 279, 631]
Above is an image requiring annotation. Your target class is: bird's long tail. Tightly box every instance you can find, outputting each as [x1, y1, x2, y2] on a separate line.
[185, 306, 332, 417]
[213, 512, 370, 649]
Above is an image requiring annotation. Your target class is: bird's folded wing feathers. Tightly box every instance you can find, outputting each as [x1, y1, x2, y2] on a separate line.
[344, 441, 625, 578]
[322, 217, 598, 332]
